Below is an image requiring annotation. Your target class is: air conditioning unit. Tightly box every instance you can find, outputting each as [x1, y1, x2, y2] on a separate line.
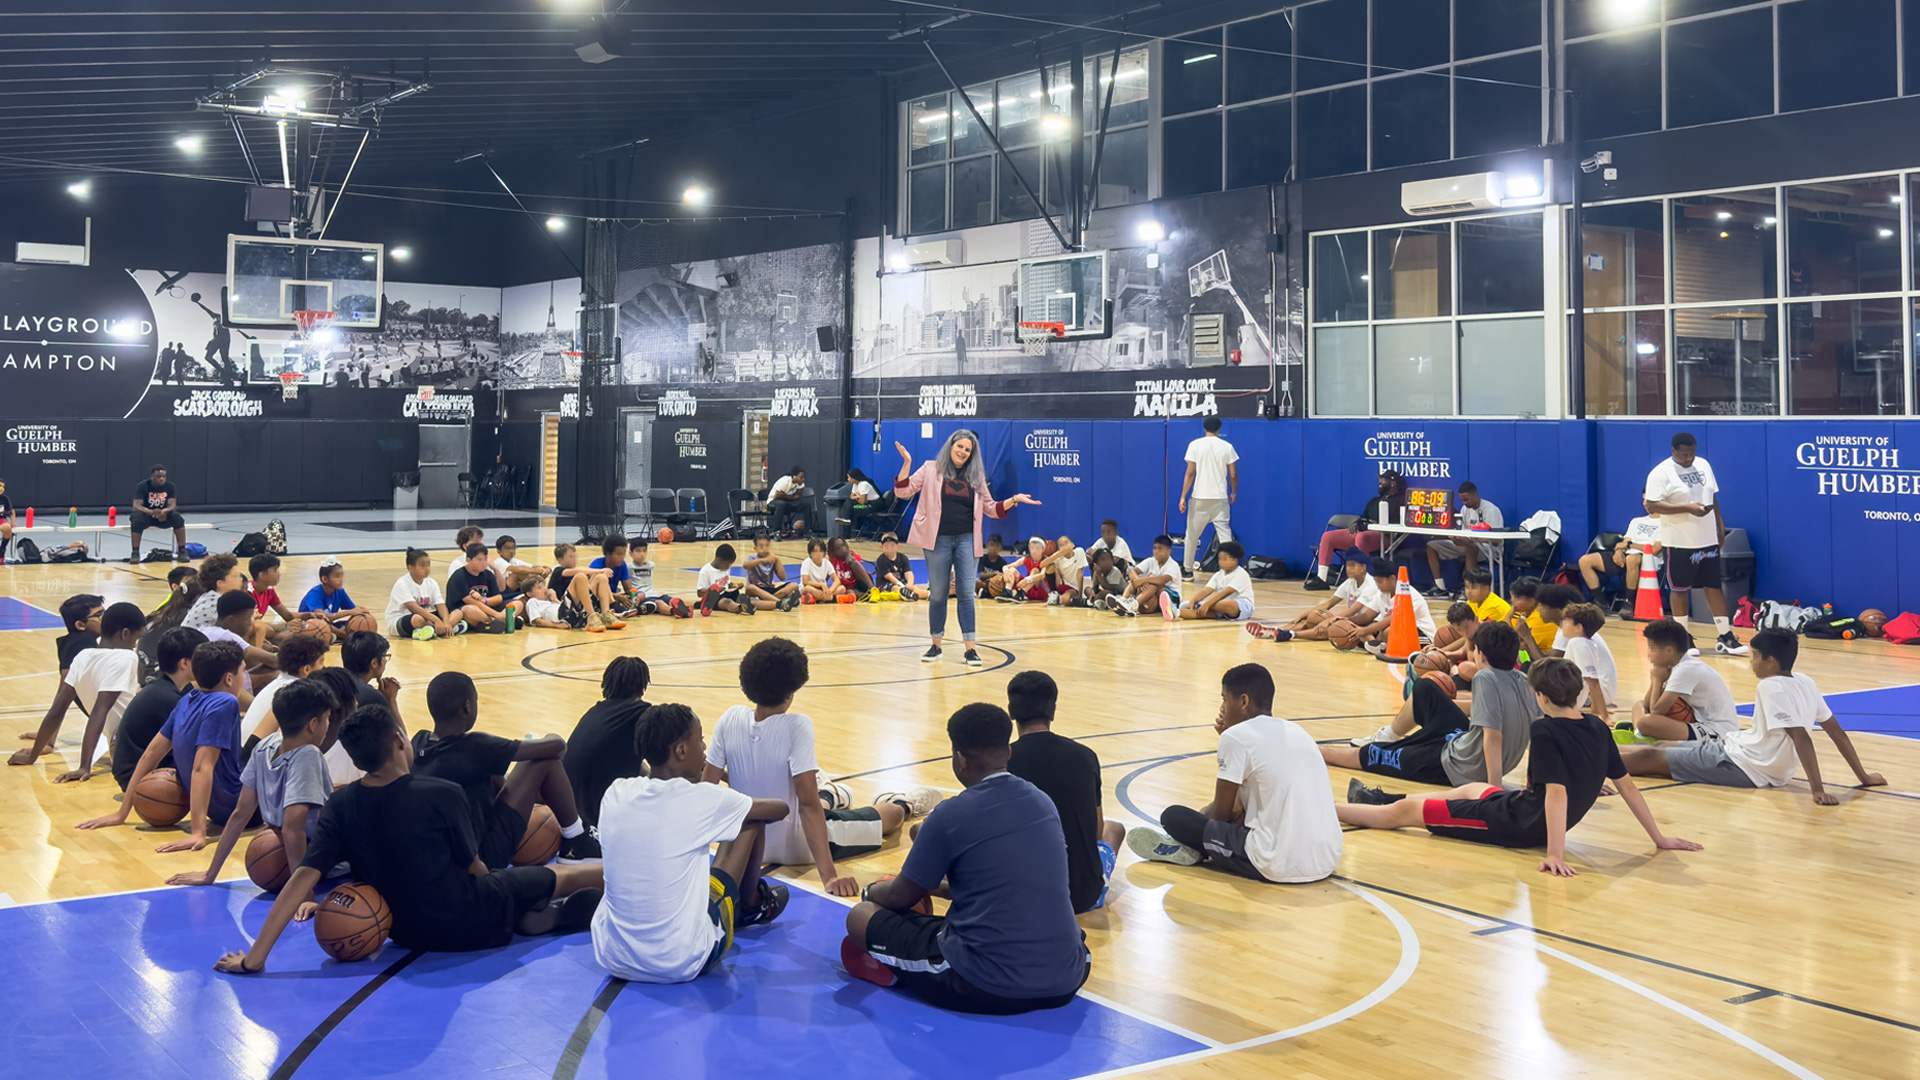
[902, 239, 964, 268]
[15, 218, 91, 266]
[1401, 173, 1504, 217]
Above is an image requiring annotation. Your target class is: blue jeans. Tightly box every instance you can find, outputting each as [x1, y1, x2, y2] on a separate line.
[924, 532, 975, 641]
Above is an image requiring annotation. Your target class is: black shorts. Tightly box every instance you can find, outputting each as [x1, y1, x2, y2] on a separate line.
[1422, 788, 1548, 848]
[863, 908, 1089, 1015]
[1360, 679, 1468, 786]
[1664, 545, 1723, 590]
[134, 510, 185, 530]
[478, 864, 558, 938]
[480, 800, 531, 870]
[824, 806, 884, 860]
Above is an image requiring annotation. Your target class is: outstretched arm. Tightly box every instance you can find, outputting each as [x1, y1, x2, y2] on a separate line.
[215, 865, 323, 973]
[1613, 774, 1702, 853]
[1817, 718, 1885, 788]
[1788, 727, 1836, 806]
[9, 684, 78, 765]
[78, 734, 172, 829]
[1539, 784, 1575, 877]
[794, 770, 854, 896]
[168, 786, 260, 885]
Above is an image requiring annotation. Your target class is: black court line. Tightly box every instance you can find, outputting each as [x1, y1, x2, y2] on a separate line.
[519, 630, 1018, 689]
[1726, 989, 1781, 1005]
[552, 977, 630, 1080]
[269, 949, 424, 1080]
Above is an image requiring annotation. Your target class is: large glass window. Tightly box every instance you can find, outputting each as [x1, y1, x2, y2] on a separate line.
[908, 94, 950, 166]
[1375, 322, 1455, 414]
[1089, 51, 1150, 128]
[997, 73, 1046, 147]
[908, 167, 946, 235]
[1164, 30, 1225, 114]
[1455, 52, 1541, 157]
[1780, 0, 1897, 112]
[1788, 298, 1905, 415]
[1371, 0, 1447, 74]
[1674, 304, 1780, 416]
[951, 84, 993, 157]
[1089, 127, 1148, 209]
[1227, 13, 1292, 103]
[1666, 10, 1774, 128]
[1163, 114, 1223, 197]
[1565, 0, 1657, 38]
[1227, 99, 1292, 189]
[1460, 317, 1546, 415]
[1372, 72, 1450, 170]
[1374, 225, 1451, 320]
[1459, 214, 1543, 314]
[1314, 232, 1370, 323]
[1297, 86, 1367, 178]
[1583, 309, 1668, 416]
[1454, 0, 1541, 60]
[997, 149, 1040, 221]
[1582, 201, 1665, 308]
[950, 157, 992, 229]
[1297, 0, 1369, 91]
[1314, 326, 1371, 413]
[1671, 191, 1779, 303]
[1567, 31, 1660, 139]
[1786, 176, 1901, 298]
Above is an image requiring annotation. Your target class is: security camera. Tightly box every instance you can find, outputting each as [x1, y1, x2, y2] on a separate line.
[1578, 150, 1613, 174]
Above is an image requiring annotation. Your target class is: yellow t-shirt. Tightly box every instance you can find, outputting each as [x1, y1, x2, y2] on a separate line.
[1522, 610, 1557, 657]
[1468, 592, 1513, 624]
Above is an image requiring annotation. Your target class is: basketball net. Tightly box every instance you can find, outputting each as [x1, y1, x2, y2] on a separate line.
[287, 310, 335, 399]
[278, 371, 301, 402]
[1017, 321, 1064, 357]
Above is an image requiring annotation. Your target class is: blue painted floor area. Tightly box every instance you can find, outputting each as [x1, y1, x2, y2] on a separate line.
[0, 596, 64, 632]
[1745, 682, 1920, 738]
[3, 884, 1202, 1080]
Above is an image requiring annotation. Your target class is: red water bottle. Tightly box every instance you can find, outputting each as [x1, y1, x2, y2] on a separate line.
[24, 507, 33, 527]
[108, 506, 117, 527]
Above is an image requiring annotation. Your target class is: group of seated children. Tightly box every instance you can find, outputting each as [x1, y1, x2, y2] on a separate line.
[1248, 553, 1434, 654]
[970, 524, 1234, 623]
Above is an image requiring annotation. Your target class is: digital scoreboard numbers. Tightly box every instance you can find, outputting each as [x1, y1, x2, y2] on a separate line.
[1404, 488, 1454, 528]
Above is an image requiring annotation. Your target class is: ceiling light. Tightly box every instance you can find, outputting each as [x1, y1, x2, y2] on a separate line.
[66, 180, 90, 199]
[1503, 174, 1542, 200]
[682, 184, 711, 206]
[1719, 231, 1730, 239]
[1183, 53, 1219, 65]
[1762, 216, 1777, 225]
[390, 246, 411, 261]
[1894, 195, 1904, 203]
[546, 216, 566, 232]
[886, 254, 909, 272]
[1359, 274, 1370, 282]
[1636, 342, 1659, 355]
[361, 254, 375, 263]
[1605, 0, 1653, 20]
[1039, 106, 1070, 139]
[1715, 210, 1732, 220]
[175, 135, 203, 155]
[1135, 220, 1166, 244]
[1879, 228, 1895, 238]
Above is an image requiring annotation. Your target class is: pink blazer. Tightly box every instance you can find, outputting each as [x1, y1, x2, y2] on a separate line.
[894, 460, 1009, 550]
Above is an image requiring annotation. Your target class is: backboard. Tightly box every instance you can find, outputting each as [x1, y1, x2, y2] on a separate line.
[226, 235, 383, 329]
[1015, 250, 1110, 340]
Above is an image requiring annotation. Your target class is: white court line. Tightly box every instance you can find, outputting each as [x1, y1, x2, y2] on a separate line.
[1072, 880, 1421, 1080]
[0, 669, 57, 682]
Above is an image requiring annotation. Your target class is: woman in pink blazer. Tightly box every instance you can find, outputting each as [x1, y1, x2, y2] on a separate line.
[894, 431, 1040, 666]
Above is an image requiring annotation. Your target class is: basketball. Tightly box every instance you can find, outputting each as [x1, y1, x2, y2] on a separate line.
[343, 612, 379, 635]
[512, 804, 561, 866]
[875, 874, 933, 915]
[1328, 618, 1365, 651]
[314, 882, 392, 963]
[1666, 697, 1696, 725]
[130, 767, 189, 827]
[656, 526, 674, 545]
[1422, 670, 1457, 698]
[291, 618, 331, 642]
[245, 827, 290, 892]
[1859, 609, 1888, 637]
[1433, 625, 1460, 649]
[1410, 649, 1450, 675]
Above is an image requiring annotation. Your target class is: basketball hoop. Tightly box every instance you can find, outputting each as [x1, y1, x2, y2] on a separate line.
[1017, 321, 1065, 357]
[278, 371, 302, 401]
[291, 309, 335, 341]
[285, 310, 334, 398]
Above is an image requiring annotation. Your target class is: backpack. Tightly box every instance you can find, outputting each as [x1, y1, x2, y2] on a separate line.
[12, 538, 40, 563]
[1244, 554, 1288, 580]
[1803, 613, 1867, 640]
[144, 548, 174, 562]
[1755, 600, 1821, 633]
[181, 542, 208, 559]
[264, 518, 288, 555]
[1883, 611, 1920, 645]
[233, 532, 269, 558]
[1732, 595, 1757, 629]
[45, 543, 90, 563]
[1197, 537, 1220, 574]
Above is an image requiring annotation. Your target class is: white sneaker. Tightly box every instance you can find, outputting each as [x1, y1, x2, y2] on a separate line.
[819, 780, 853, 810]
[1118, 595, 1140, 614]
[1350, 724, 1399, 747]
[876, 786, 944, 818]
[1715, 633, 1751, 656]
[1047, 593, 1060, 606]
[1126, 827, 1200, 866]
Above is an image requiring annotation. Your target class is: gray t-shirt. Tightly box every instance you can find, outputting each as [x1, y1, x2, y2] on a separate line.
[241, 732, 334, 837]
[1441, 667, 1538, 786]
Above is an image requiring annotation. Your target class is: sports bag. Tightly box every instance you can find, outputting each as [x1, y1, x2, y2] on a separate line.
[45, 543, 90, 563]
[264, 518, 289, 555]
[1802, 613, 1867, 640]
[233, 532, 269, 558]
[1755, 600, 1821, 633]
[1882, 611, 1920, 645]
[13, 538, 41, 563]
[1244, 554, 1288, 580]
[182, 542, 209, 559]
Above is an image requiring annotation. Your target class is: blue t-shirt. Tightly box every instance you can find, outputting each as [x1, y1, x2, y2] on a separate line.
[589, 558, 631, 587]
[301, 584, 355, 614]
[899, 772, 1087, 998]
[159, 687, 245, 819]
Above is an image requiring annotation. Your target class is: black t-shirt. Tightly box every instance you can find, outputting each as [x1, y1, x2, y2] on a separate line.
[447, 567, 501, 605]
[113, 678, 183, 789]
[547, 566, 571, 596]
[977, 551, 1007, 575]
[563, 698, 651, 828]
[937, 477, 974, 537]
[0, 494, 12, 520]
[874, 553, 911, 585]
[134, 480, 177, 513]
[56, 631, 97, 670]
[353, 678, 387, 712]
[301, 774, 514, 951]
[1517, 713, 1627, 830]
[410, 729, 519, 840]
[1007, 729, 1106, 914]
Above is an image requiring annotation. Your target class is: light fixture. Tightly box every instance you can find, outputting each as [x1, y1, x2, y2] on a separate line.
[1762, 216, 1777, 225]
[1636, 342, 1659, 355]
[1894, 195, 1905, 203]
[1605, 0, 1653, 20]
[1359, 274, 1371, 282]
[1182, 53, 1219, 65]
[1719, 231, 1730, 239]
[576, 14, 631, 64]
[1039, 106, 1070, 139]
[361, 254, 375, 263]
[390, 246, 411, 261]
[1715, 210, 1732, 220]
[546, 216, 566, 232]
[682, 184, 711, 206]
[65, 180, 90, 199]
[886, 253, 909, 272]
[175, 135, 203, 155]
[1135, 220, 1166, 244]
[1879, 228, 1895, 238]
[1503, 174, 1542, 200]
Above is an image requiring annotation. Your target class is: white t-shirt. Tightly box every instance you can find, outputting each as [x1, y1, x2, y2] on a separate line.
[1350, 577, 1388, 617]
[1663, 656, 1739, 735]
[592, 776, 752, 983]
[801, 557, 834, 584]
[385, 574, 445, 627]
[1216, 715, 1343, 883]
[199, 625, 249, 651]
[1184, 436, 1240, 500]
[1207, 566, 1254, 605]
[1051, 549, 1089, 582]
[243, 672, 298, 739]
[695, 563, 736, 592]
[628, 558, 659, 594]
[706, 705, 819, 866]
[62, 648, 140, 750]
[1562, 634, 1618, 710]
[1723, 673, 1831, 786]
[1623, 514, 1665, 571]
[490, 556, 530, 584]
[1332, 575, 1367, 603]
[525, 596, 562, 624]
[325, 742, 364, 786]
[1643, 456, 1721, 549]
[1133, 554, 1180, 586]
[849, 480, 880, 502]
[770, 475, 802, 499]
[1089, 536, 1133, 563]
[1460, 499, 1504, 530]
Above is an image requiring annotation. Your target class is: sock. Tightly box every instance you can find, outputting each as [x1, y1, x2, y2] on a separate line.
[1713, 616, 1732, 636]
[559, 818, 585, 839]
[1317, 565, 1330, 582]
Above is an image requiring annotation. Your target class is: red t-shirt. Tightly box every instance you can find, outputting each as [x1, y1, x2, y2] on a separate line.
[828, 555, 860, 588]
[251, 585, 278, 616]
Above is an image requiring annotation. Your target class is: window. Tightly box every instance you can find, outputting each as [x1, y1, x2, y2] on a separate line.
[1089, 51, 1149, 128]
[1582, 201, 1666, 308]
[1674, 304, 1780, 416]
[1567, 31, 1661, 139]
[1372, 72, 1450, 170]
[1227, 99, 1292, 189]
[1786, 176, 1901, 298]
[1163, 114, 1224, 197]
[1089, 128, 1148, 209]
[1666, 10, 1774, 128]
[1671, 191, 1779, 303]
[1374, 224, 1451, 319]
[1788, 298, 1905, 415]
[1313, 232, 1369, 323]
[1227, 13, 1292, 103]
[1164, 29, 1224, 114]
[951, 158, 992, 229]
[998, 149, 1040, 221]
[908, 95, 950, 166]
[1371, 0, 1448, 74]
[1459, 214, 1543, 314]
[1460, 317, 1546, 415]
[1454, 0, 1540, 60]
[952, 84, 993, 157]
[1314, 326, 1371, 413]
[1297, 86, 1367, 178]
[908, 167, 946, 235]
[1780, 0, 1897, 112]
[1454, 52, 1541, 157]
[1583, 310, 1668, 416]
[1297, 0, 1369, 91]
[1375, 322, 1455, 414]
[998, 73, 1046, 147]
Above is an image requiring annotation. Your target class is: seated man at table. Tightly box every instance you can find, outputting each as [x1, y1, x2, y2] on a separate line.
[1424, 481, 1504, 598]
[130, 463, 188, 564]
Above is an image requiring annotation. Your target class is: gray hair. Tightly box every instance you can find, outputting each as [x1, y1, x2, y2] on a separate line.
[937, 429, 987, 491]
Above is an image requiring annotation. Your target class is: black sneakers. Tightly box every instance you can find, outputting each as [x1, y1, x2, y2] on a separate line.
[1302, 577, 1330, 591]
[964, 648, 982, 666]
[1346, 778, 1404, 805]
[921, 645, 942, 663]
[557, 829, 602, 864]
[737, 879, 790, 928]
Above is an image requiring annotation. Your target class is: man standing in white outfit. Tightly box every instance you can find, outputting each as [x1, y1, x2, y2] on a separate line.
[1179, 417, 1238, 580]
[1643, 431, 1748, 656]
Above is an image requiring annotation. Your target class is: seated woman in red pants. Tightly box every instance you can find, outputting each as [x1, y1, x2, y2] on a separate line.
[1305, 470, 1406, 591]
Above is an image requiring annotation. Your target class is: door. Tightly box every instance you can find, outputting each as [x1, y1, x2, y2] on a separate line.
[743, 409, 770, 493]
[539, 413, 560, 509]
[418, 423, 470, 508]
[623, 409, 653, 495]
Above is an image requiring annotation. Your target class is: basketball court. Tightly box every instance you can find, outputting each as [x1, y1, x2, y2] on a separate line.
[5, 2, 1920, 1078]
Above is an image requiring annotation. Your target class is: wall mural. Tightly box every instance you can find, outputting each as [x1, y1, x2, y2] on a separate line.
[612, 242, 844, 386]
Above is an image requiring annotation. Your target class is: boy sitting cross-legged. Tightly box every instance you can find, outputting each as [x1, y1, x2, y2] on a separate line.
[593, 703, 792, 983]
[742, 530, 804, 608]
[872, 532, 927, 601]
[697, 544, 765, 616]
[1625, 619, 1741, 743]
[1248, 547, 1373, 642]
[412, 672, 601, 865]
[1333, 620, 1535, 777]
[1128, 663, 1343, 884]
[1340, 658, 1701, 877]
[704, 637, 927, 899]
[10, 601, 146, 774]
[842, 703, 1091, 1014]
[210, 703, 606, 974]
[1111, 533, 1182, 618]
[169, 678, 337, 889]
[1086, 548, 1130, 612]
[548, 543, 627, 632]
[448, 543, 518, 633]
[248, 555, 325, 644]
[800, 539, 843, 604]
[1620, 628, 1886, 804]
[387, 547, 459, 639]
[1356, 558, 1436, 657]
[975, 533, 1010, 600]
[298, 558, 376, 642]
[1175, 541, 1255, 622]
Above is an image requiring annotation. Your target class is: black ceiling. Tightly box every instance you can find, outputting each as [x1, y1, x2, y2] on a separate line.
[0, 0, 1145, 186]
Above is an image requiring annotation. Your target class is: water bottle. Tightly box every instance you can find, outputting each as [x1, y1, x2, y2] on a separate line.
[67, 507, 78, 528]
[24, 507, 33, 527]
[108, 506, 117, 527]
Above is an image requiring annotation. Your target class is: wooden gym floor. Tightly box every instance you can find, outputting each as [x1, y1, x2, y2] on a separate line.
[2, 533, 1917, 1080]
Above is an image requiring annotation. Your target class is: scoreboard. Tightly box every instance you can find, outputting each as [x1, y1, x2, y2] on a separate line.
[1404, 488, 1454, 528]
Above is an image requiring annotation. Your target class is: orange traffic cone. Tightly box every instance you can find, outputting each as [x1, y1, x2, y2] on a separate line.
[1632, 559, 1665, 621]
[1384, 567, 1420, 663]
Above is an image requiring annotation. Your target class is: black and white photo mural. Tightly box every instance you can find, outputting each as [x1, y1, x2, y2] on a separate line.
[612, 243, 845, 386]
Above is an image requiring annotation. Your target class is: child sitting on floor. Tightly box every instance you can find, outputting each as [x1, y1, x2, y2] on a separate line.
[742, 530, 801, 608]
[1177, 541, 1255, 621]
[549, 543, 630, 630]
[1624, 619, 1740, 743]
[872, 533, 925, 601]
[800, 539, 842, 604]
[975, 533, 1009, 599]
[1087, 547, 1130, 611]
[826, 537, 875, 600]
[386, 547, 459, 639]
[1557, 602, 1617, 723]
[1112, 534, 1182, 618]
[698, 544, 766, 616]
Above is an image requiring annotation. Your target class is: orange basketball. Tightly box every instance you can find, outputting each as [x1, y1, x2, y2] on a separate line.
[1041, 539, 1058, 560]
[1328, 618, 1365, 651]
[314, 882, 392, 962]
[876, 874, 934, 915]
[656, 526, 674, 545]
[512, 804, 561, 866]
[1859, 609, 1888, 637]
[291, 618, 332, 642]
[1422, 670, 1457, 698]
[1410, 649, 1450, 675]
[1666, 697, 1696, 725]
[130, 767, 189, 827]
[1433, 625, 1461, 649]
[343, 612, 379, 635]
[245, 827, 290, 892]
